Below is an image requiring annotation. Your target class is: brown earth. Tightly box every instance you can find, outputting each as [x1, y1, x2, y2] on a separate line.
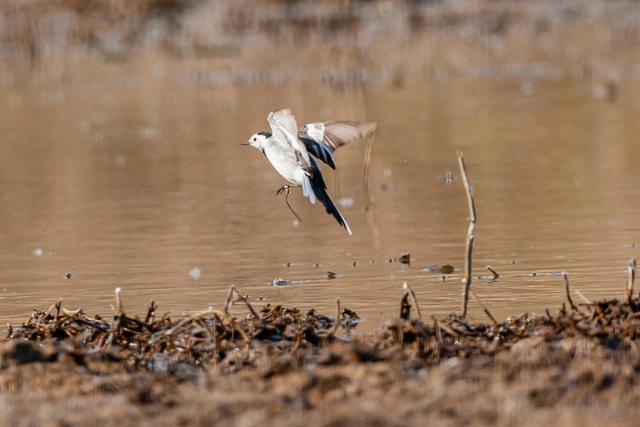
[1, 288, 639, 427]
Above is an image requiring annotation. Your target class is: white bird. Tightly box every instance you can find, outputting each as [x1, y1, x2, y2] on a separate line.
[242, 108, 377, 235]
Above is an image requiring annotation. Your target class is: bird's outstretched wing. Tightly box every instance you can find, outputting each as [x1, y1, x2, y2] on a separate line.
[298, 121, 377, 169]
[267, 109, 310, 166]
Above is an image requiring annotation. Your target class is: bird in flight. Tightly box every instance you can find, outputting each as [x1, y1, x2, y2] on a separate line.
[242, 108, 377, 235]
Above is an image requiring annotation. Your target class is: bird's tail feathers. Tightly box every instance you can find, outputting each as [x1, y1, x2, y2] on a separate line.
[303, 173, 352, 236]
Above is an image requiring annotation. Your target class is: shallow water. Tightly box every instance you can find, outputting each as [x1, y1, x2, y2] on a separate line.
[0, 2, 639, 330]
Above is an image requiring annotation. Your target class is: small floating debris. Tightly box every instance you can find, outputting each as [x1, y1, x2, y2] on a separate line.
[327, 271, 338, 280]
[399, 252, 411, 265]
[352, 261, 358, 267]
[189, 267, 201, 280]
[423, 264, 455, 274]
[284, 262, 292, 267]
[314, 262, 321, 268]
[64, 273, 72, 280]
[530, 272, 538, 277]
[439, 169, 454, 184]
[381, 183, 399, 191]
[440, 264, 455, 274]
[32, 248, 45, 257]
[272, 278, 291, 286]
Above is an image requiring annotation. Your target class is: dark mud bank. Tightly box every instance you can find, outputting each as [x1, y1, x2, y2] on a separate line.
[1, 288, 640, 426]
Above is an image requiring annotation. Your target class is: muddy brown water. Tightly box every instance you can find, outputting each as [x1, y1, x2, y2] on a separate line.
[0, 2, 639, 330]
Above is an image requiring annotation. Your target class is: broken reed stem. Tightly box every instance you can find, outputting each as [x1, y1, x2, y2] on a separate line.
[574, 289, 591, 305]
[144, 301, 156, 324]
[331, 297, 341, 336]
[362, 133, 375, 211]
[627, 258, 636, 303]
[224, 285, 235, 315]
[114, 288, 123, 314]
[431, 316, 443, 346]
[235, 292, 260, 319]
[457, 151, 477, 318]
[562, 272, 580, 312]
[487, 266, 500, 280]
[470, 289, 497, 324]
[403, 282, 423, 321]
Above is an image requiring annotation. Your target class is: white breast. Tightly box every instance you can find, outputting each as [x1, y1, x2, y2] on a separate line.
[263, 145, 306, 186]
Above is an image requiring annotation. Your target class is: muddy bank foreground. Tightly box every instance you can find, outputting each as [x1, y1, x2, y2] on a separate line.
[0, 285, 639, 427]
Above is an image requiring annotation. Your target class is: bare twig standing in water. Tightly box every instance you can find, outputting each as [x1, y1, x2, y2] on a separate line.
[362, 133, 376, 210]
[403, 282, 423, 321]
[562, 272, 580, 312]
[574, 289, 591, 305]
[330, 297, 341, 337]
[470, 289, 497, 324]
[234, 292, 260, 319]
[627, 258, 636, 303]
[487, 266, 500, 280]
[457, 151, 477, 318]
[114, 287, 123, 315]
[224, 285, 236, 315]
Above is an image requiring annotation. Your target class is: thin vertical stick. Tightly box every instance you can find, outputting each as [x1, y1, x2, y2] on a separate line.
[627, 258, 636, 303]
[224, 285, 236, 315]
[432, 316, 443, 346]
[562, 272, 579, 312]
[362, 134, 375, 211]
[458, 151, 477, 318]
[331, 297, 341, 336]
[403, 282, 423, 321]
[470, 289, 497, 324]
[114, 287, 123, 314]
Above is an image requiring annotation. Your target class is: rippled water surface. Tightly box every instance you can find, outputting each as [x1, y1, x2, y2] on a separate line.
[1, 2, 639, 329]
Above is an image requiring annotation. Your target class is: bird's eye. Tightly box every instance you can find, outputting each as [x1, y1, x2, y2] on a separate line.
[253, 137, 257, 142]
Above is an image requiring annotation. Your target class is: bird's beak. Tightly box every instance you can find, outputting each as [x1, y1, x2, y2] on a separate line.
[240, 141, 250, 146]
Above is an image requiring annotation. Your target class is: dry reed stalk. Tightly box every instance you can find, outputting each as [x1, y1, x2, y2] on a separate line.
[627, 258, 636, 303]
[562, 272, 580, 312]
[224, 285, 235, 315]
[234, 292, 260, 319]
[574, 289, 591, 305]
[470, 289, 497, 324]
[457, 151, 477, 317]
[403, 282, 423, 321]
[114, 287, 123, 314]
[362, 133, 375, 210]
[432, 316, 443, 346]
[331, 297, 341, 336]
[487, 266, 500, 280]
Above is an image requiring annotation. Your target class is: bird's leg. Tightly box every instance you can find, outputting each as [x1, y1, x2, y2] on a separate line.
[275, 185, 302, 222]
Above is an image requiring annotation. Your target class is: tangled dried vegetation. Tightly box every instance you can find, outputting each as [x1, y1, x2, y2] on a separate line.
[1, 283, 640, 426]
[2, 283, 639, 374]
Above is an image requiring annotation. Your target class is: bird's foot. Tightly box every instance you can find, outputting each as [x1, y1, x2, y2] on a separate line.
[275, 185, 291, 196]
[275, 185, 302, 222]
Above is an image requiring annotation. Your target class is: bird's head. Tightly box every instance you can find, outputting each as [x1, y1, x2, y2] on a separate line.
[242, 131, 271, 150]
